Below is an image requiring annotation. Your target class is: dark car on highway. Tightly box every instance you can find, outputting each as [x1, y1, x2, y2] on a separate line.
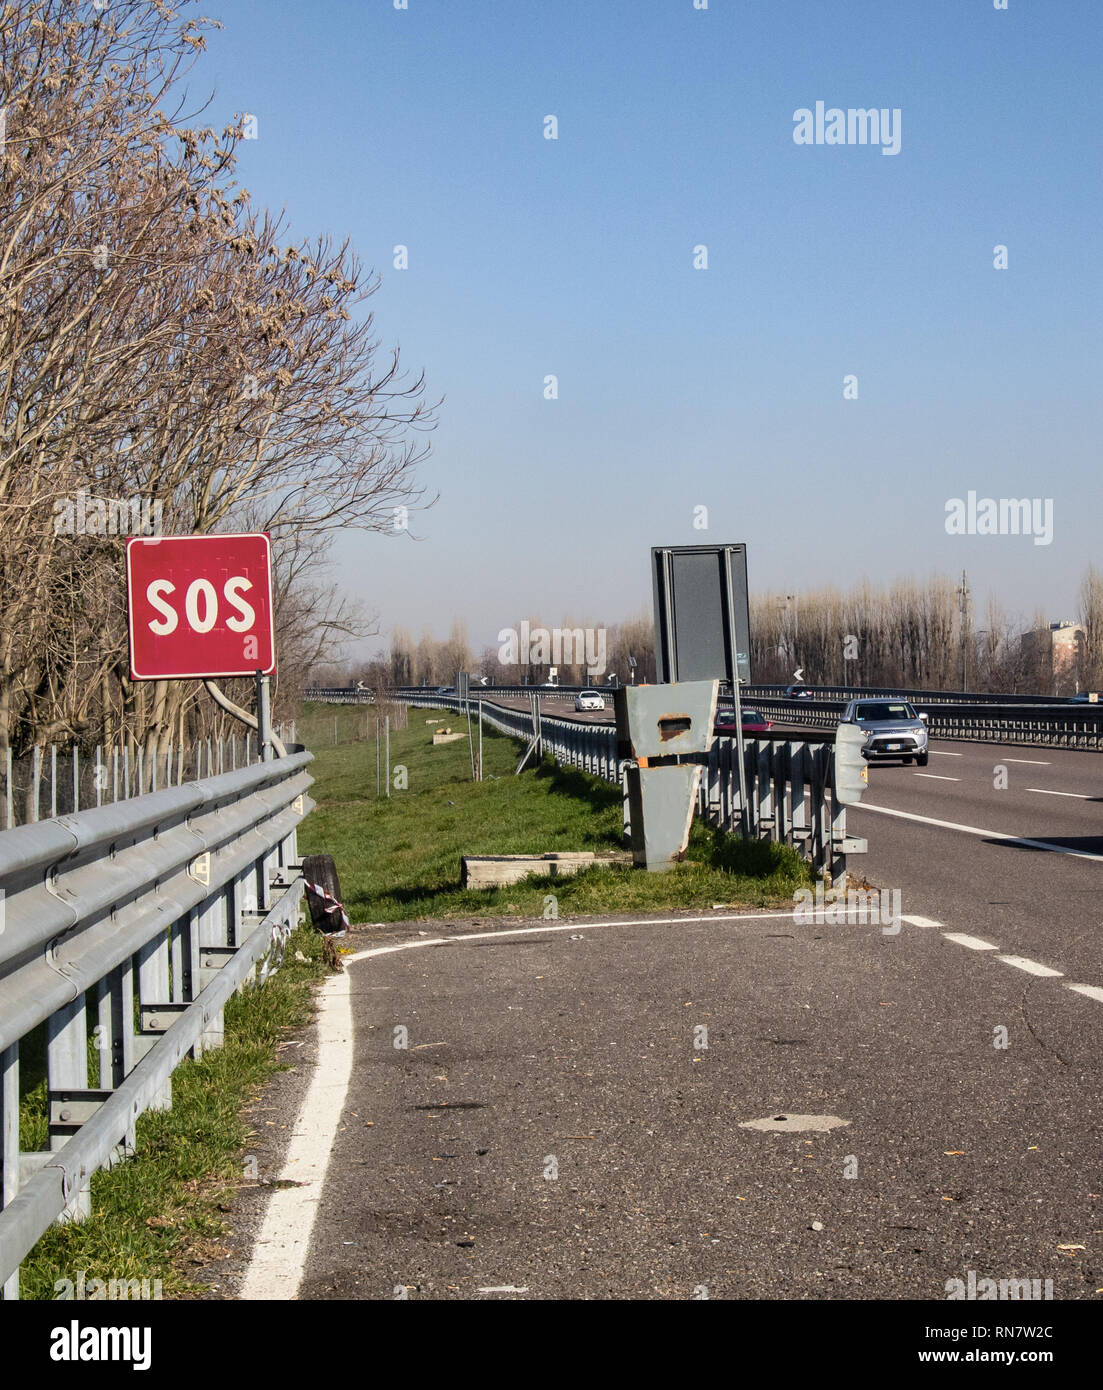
[784, 684, 813, 699]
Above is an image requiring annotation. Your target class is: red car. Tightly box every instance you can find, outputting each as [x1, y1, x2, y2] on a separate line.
[714, 708, 773, 735]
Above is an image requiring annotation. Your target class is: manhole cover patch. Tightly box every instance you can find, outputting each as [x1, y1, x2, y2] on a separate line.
[739, 1114, 850, 1133]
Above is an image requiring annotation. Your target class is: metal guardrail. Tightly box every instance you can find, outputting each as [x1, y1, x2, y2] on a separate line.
[317, 685, 1103, 750]
[0, 751, 314, 1298]
[396, 693, 849, 883]
[741, 683, 1078, 707]
[739, 696, 1103, 750]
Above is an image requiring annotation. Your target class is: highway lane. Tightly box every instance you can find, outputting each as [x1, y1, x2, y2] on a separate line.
[852, 739, 1103, 989]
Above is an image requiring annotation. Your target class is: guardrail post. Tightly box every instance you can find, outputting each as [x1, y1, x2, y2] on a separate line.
[809, 747, 828, 879]
[830, 798, 847, 892]
[137, 933, 173, 1111]
[756, 743, 772, 834]
[774, 742, 789, 843]
[46, 997, 92, 1219]
[198, 896, 226, 1052]
[2, 1043, 18, 1298]
[790, 743, 808, 852]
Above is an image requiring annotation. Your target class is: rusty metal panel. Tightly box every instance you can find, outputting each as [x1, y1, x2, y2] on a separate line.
[625, 764, 702, 871]
[614, 681, 717, 760]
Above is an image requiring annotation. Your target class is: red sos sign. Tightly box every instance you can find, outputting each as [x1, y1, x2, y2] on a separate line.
[126, 533, 276, 680]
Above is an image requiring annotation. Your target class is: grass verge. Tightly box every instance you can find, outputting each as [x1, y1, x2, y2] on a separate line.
[16, 925, 332, 1300]
[298, 701, 812, 922]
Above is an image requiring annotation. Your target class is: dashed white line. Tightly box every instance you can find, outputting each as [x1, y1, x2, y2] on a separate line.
[914, 773, 959, 781]
[995, 955, 1063, 978]
[1025, 788, 1091, 800]
[1004, 758, 1050, 765]
[930, 751, 963, 757]
[942, 933, 998, 951]
[1066, 984, 1103, 1004]
[852, 803, 1103, 862]
[901, 915, 943, 929]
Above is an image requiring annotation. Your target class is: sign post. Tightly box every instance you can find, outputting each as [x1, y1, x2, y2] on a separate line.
[651, 543, 752, 835]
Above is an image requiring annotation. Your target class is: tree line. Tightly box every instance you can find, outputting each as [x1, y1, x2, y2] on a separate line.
[329, 568, 1103, 698]
[0, 1, 432, 761]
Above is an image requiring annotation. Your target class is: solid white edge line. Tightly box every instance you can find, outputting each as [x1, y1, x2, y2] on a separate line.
[240, 968, 355, 1300]
[1066, 984, 1103, 1003]
[942, 932, 999, 951]
[853, 803, 1103, 862]
[995, 955, 1063, 978]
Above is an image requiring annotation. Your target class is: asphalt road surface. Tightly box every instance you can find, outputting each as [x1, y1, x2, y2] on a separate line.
[236, 904, 1101, 1301]
[224, 729, 1102, 1301]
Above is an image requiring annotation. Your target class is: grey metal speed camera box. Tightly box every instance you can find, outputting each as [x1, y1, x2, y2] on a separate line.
[614, 681, 718, 761]
[652, 544, 751, 686]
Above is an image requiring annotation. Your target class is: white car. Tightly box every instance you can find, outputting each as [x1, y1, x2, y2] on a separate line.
[575, 690, 605, 712]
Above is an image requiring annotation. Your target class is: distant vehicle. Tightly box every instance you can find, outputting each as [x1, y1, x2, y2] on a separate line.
[840, 698, 929, 766]
[714, 707, 773, 735]
[437, 685, 455, 695]
[575, 690, 605, 712]
[784, 684, 813, 700]
[1069, 691, 1100, 703]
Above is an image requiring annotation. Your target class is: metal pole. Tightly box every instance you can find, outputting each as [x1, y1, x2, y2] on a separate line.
[385, 716, 390, 797]
[256, 673, 274, 762]
[722, 548, 751, 837]
[376, 719, 381, 796]
[478, 699, 483, 781]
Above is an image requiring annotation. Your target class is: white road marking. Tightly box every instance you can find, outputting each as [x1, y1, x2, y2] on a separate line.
[853, 803, 1103, 863]
[901, 915, 942, 929]
[1066, 984, 1103, 1003]
[345, 909, 805, 963]
[996, 955, 1063, 978]
[930, 751, 963, 757]
[942, 933, 998, 951]
[478, 1285, 530, 1294]
[914, 773, 959, 781]
[1004, 758, 1050, 765]
[240, 968, 355, 1300]
[1025, 788, 1091, 800]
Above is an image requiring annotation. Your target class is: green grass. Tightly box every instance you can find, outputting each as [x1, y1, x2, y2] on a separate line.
[16, 926, 332, 1300]
[298, 702, 812, 922]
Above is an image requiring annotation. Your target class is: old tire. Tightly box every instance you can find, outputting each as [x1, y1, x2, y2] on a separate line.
[301, 852, 346, 933]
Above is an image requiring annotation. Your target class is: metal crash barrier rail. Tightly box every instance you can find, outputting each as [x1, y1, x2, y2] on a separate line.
[0, 752, 314, 1299]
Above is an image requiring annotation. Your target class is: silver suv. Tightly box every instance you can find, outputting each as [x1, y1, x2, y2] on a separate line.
[840, 698, 929, 766]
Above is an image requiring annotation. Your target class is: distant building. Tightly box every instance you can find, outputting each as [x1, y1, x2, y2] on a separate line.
[1020, 620, 1085, 682]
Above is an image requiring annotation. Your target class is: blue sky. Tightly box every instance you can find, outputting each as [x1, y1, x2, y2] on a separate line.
[191, 0, 1102, 657]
